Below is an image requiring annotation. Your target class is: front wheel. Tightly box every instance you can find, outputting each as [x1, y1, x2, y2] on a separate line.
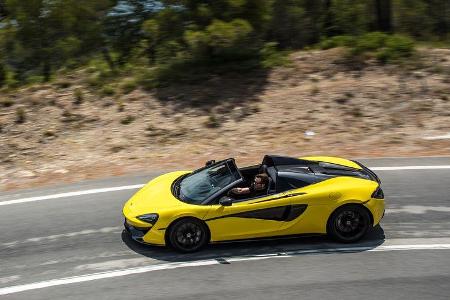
[327, 205, 371, 243]
[168, 218, 209, 253]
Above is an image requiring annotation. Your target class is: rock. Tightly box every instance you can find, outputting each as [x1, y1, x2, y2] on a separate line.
[15, 170, 36, 178]
[53, 169, 69, 174]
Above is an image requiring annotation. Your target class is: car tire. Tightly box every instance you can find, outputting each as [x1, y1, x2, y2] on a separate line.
[327, 205, 371, 243]
[168, 218, 209, 253]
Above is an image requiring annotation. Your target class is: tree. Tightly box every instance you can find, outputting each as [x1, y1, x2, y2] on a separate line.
[103, 0, 160, 64]
[152, 0, 272, 63]
[268, 0, 306, 48]
[2, 0, 116, 81]
[0, 0, 7, 20]
[375, 0, 392, 32]
[393, 0, 432, 39]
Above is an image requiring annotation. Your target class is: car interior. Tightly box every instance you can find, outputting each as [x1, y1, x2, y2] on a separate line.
[209, 156, 287, 204]
[233, 159, 277, 198]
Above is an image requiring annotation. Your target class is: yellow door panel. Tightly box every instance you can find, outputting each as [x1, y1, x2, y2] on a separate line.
[278, 205, 332, 235]
[207, 217, 282, 241]
[204, 193, 296, 241]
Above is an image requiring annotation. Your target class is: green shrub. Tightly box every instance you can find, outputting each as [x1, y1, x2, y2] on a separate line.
[117, 99, 125, 112]
[121, 115, 135, 125]
[120, 79, 138, 94]
[74, 88, 84, 104]
[351, 32, 388, 55]
[260, 42, 289, 68]
[86, 73, 104, 87]
[155, 41, 184, 64]
[87, 58, 111, 75]
[16, 107, 26, 123]
[100, 85, 116, 97]
[348, 33, 415, 63]
[0, 63, 6, 87]
[319, 35, 354, 50]
[43, 130, 57, 137]
[320, 33, 415, 64]
[376, 35, 415, 63]
[204, 115, 220, 128]
[135, 68, 159, 90]
[136, 57, 206, 88]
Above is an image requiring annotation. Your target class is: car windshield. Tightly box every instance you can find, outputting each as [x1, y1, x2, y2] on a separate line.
[177, 160, 241, 204]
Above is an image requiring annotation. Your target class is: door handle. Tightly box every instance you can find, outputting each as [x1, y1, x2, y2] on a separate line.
[282, 192, 307, 198]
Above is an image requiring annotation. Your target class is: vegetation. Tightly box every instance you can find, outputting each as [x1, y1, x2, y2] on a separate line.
[0, 0, 448, 89]
[320, 32, 416, 63]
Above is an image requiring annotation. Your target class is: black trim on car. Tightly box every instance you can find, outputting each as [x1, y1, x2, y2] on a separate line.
[124, 221, 151, 242]
[250, 192, 307, 204]
[352, 160, 381, 183]
[204, 204, 308, 222]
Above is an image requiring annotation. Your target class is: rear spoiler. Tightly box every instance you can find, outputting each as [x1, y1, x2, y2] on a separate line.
[352, 160, 381, 184]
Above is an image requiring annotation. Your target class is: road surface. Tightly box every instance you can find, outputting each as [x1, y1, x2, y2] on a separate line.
[1, 157, 449, 299]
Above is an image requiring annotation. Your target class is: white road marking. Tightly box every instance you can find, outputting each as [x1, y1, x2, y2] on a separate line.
[371, 165, 450, 171]
[1, 243, 450, 295]
[1, 227, 123, 248]
[0, 184, 145, 206]
[0, 164, 449, 207]
[387, 205, 450, 214]
[74, 258, 156, 272]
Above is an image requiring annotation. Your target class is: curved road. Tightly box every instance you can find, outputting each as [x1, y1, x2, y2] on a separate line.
[1, 157, 450, 299]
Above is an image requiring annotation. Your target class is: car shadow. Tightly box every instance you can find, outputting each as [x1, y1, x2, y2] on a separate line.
[122, 225, 386, 263]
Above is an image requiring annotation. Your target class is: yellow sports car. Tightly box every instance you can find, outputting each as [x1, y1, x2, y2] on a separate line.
[123, 155, 385, 252]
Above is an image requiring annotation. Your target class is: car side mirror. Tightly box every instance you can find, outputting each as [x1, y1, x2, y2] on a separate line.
[205, 160, 216, 166]
[219, 197, 233, 206]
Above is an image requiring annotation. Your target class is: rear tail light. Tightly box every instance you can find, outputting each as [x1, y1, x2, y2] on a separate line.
[371, 186, 384, 199]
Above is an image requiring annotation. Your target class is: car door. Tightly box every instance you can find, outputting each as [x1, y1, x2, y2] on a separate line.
[276, 178, 338, 235]
[203, 191, 306, 242]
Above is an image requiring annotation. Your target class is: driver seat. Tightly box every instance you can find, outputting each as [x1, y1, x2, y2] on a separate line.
[259, 164, 276, 195]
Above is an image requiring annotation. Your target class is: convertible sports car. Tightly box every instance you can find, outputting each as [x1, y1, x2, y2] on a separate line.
[123, 155, 385, 252]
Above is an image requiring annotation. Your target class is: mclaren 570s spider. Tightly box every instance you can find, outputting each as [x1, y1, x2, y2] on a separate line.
[123, 155, 385, 252]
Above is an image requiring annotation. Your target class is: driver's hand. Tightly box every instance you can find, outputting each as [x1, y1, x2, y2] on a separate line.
[230, 188, 240, 194]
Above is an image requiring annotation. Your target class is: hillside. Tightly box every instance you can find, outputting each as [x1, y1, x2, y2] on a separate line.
[0, 47, 449, 190]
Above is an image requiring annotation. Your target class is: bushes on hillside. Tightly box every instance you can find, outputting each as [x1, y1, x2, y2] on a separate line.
[320, 32, 415, 63]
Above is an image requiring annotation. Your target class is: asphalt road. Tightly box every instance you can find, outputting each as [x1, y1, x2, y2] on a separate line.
[1, 156, 449, 299]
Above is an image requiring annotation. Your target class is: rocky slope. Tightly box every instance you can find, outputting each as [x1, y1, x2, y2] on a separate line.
[0, 48, 449, 190]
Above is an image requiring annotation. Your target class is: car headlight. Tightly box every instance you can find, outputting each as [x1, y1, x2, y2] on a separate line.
[137, 213, 159, 225]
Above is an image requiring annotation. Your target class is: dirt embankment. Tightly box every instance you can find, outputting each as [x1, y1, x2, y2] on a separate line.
[0, 48, 449, 191]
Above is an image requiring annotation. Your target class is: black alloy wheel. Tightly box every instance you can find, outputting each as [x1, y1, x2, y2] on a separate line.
[169, 219, 209, 253]
[328, 205, 371, 243]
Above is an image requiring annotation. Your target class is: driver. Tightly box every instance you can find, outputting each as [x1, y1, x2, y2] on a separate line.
[229, 173, 269, 199]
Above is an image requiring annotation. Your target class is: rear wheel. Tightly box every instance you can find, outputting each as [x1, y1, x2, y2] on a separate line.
[168, 218, 209, 253]
[327, 205, 371, 243]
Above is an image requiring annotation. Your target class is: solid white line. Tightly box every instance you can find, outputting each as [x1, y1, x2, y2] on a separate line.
[0, 184, 145, 206]
[1, 243, 450, 295]
[2, 226, 123, 248]
[386, 205, 450, 214]
[371, 165, 450, 171]
[0, 260, 218, 296]
[1, 164, 450, 207]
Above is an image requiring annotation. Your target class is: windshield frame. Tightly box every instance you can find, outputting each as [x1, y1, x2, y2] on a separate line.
[172, 158, 243, 205]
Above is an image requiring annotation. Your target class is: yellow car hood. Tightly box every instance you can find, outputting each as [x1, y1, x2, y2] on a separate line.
[124, 171, 190, 217]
